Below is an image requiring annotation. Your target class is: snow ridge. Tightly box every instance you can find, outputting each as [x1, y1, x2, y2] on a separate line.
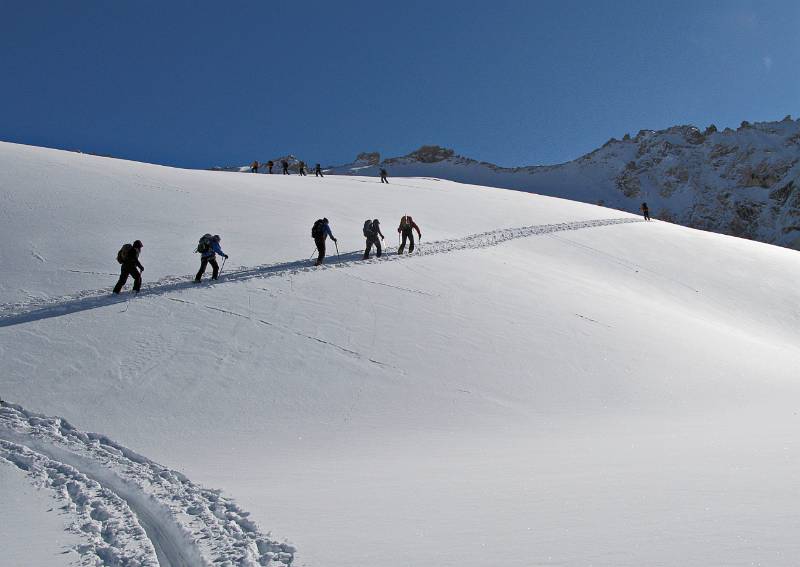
[0, 217, 640, 327]
[0, 401, 296, 567]
[322, 118, 800, 250]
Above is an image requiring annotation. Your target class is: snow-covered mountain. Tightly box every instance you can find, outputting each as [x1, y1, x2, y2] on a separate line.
[325, 117, 800, 250]
[2, 141, 800, 566]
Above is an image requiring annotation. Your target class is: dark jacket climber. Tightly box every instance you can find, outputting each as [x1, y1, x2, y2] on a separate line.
[363, 219, 385, 259]
[113, 240, 144, 294]
[311, 218, 337, 266]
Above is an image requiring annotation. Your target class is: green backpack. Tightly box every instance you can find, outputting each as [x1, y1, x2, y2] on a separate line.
[116, 243, 134, 264]
[196, 234, 213, 254]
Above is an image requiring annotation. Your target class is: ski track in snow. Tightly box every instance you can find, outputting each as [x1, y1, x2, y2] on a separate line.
[0, 217, 641, 327]
[0, 401, 297, 567]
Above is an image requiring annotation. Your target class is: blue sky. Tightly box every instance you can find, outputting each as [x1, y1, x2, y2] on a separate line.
[1, 0, 798, 168]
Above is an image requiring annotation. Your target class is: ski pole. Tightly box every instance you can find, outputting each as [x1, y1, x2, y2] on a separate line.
[310, 247, 317, 259]
[334, 240, 340, 259]
[218, 256, 227, 277]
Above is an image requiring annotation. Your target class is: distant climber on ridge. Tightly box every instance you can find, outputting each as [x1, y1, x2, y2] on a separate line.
[641, 202, 651, 221]
[251, 160, 259, 173]
[311, 218, 337, 266]
[363, 219, 385, 259]
[113, 239, 144, 294]
[397, 215, 421, 254]
[194, 234, 228, 283]
[282, 160, 290, 175]
[267, 160, 274, 174]
[298, 161, 307, 176]
[380, 168, 389, 183]
[315, 163, 324, 177]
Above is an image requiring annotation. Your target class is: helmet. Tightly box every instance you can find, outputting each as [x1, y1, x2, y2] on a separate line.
[373, 219, 380, 224]
[212, 235, 221, 242]
[322, 217, 329, 223]
[133, 240, 143, 248]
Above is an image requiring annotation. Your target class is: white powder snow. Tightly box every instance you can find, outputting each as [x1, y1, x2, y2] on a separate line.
[1, 141, 799, 566]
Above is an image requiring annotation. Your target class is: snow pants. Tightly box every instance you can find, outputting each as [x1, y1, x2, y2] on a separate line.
[364, 236, 382, 259]
[381, 175, 388, 183]
[398, 229, 415, 254]
[314, 237, 327, 265]
[195, 255, 219, 281]
[113, 265, 141, 294]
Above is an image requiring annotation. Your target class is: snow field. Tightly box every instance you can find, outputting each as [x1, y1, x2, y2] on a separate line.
[1, 141, 800, 566]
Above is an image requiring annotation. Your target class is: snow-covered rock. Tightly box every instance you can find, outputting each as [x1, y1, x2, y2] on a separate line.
[324, 118, 800, 250]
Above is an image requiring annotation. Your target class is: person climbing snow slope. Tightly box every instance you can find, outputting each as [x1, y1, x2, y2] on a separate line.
[363, 219, 385, 259]
[113, 239, 144, 294]
[194, 234, 228, 282]
[311, 218, 337, 266]
[641, 202, 651, 221]
[397, 215, 421, 254]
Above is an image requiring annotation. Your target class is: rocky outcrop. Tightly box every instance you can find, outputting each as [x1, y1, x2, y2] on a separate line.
[390, 145, 455, 164]
[223, 117, 800, 251]
[354, 151, 381, 166]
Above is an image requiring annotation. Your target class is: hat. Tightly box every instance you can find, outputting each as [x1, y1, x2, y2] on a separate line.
[133, 240, 143, 248]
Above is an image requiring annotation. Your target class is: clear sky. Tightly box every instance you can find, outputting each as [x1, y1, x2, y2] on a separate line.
[1, 0, 798, 168]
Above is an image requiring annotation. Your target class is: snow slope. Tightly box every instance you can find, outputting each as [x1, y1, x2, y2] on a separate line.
[2, 141, 800, 566]
[0, 459, 82, 566]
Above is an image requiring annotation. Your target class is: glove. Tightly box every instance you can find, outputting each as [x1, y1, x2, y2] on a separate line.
[140, 266, 144, 272]
[224, 254, 229, 259]
[333, 238, 338, 243]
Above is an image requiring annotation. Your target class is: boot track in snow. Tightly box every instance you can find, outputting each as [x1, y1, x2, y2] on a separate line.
[0, 217, 641, 327]
[0, 401, 296, 567]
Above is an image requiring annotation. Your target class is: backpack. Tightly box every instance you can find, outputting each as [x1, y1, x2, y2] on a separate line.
[196, 234, 213, 254]
[363, 219, 374, 238]
[116, 243, 133, 264]
[311, 219, 325, 239]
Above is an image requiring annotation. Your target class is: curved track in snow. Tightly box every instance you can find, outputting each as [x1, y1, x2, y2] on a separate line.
[0, 217, 641, 327]
[0, 402, 296, 567]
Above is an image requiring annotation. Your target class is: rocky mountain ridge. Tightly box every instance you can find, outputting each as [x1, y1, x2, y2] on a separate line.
[220, 116, 800, 250]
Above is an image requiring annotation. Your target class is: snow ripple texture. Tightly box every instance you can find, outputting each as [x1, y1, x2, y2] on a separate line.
[0, 401, 296, 567]
[0, 217, 641, 327]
